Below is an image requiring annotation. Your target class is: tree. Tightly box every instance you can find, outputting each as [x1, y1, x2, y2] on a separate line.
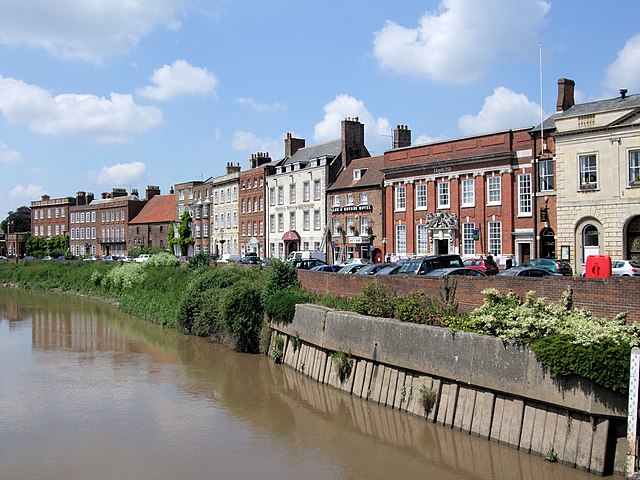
[1, 206, 31, 233]
[169, 212, 194, 257]
[25, 236, 47, 257]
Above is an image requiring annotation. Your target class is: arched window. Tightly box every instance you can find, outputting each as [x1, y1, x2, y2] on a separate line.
[626, 217, 640, 263]
[540, 227, 556, 258]
[582, 224, 599, 262]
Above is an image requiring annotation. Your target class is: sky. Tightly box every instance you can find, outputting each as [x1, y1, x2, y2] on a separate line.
[1, 0, 639, 219]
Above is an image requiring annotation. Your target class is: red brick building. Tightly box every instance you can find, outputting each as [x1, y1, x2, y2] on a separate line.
[128, 193, 175, 251]
[382, 128, 539, 266]
[30, 194, 76, 240]
[239, 152, 274, 258]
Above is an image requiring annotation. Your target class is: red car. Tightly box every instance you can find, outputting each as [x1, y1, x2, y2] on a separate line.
[463, 258, 499, 275]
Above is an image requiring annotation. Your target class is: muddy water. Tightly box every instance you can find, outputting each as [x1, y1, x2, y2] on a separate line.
[0, 288, 615, 479]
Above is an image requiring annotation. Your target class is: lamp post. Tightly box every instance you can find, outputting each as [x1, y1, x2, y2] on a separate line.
[382, 237, 387, 262]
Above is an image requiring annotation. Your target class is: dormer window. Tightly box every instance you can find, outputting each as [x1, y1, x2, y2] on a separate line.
[353, 168, 367, 180]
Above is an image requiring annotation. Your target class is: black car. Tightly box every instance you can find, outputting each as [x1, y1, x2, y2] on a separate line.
[427, 267, 487, 276]
[239, 255, 261, 265]
[290, 259, 327, 270]
[498, 267, 561, 277]
[397, 254, 464, 275]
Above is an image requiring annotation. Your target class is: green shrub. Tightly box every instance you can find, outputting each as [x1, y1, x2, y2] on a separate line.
[272, 335, 285, 363]
[261, 260, 299, 303]
[187, 252, 213, 270]
[395, 290, 447, 326]
[418, 385, 438, 414]
[145, 252, 179, 268]
[218, 279, 264, 352]
[263, 287, 309, 323]
[352, 283, 395, 318]
[259, 320, 273, 354]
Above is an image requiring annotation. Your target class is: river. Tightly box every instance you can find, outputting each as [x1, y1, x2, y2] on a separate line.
[0, 288, 612, 479]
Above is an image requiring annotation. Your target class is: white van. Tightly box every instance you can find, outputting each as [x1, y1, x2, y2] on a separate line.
[287, 251, 326, 263]
[218, 253, 241, 263]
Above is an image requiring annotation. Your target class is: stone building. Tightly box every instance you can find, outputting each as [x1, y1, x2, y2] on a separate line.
[549, 78, 640, 274]
[266, 118, 369, 259]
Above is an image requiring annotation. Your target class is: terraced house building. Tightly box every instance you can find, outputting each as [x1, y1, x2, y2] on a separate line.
[30, 194, 76, 240]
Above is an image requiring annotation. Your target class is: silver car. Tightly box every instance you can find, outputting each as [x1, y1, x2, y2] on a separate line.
[611, 260, 640, 276]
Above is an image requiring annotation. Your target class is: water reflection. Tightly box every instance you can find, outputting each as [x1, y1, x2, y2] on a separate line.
[0, 288, 613, 480]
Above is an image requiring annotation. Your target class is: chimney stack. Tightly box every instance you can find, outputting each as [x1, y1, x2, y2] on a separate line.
[393, 125, 412, 149]
[76, 191, 86, 206]
[101, 192, 110, 200]
[284, 132, 305, 158]
[556, 78, 575, 112]
[131, 188, 139, 197]
[86, 192, 94, 204]
[41, 194, 50, 201]
[225, 162, 241, 175]
[620, 88, 628, 99]
[145, 185, 161, 201]
[111, 188, 127, 198]
[341, 117, 369, 169]
[250, 152, 272, 169]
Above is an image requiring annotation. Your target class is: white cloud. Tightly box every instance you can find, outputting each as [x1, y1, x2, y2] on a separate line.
[137, 60, 219, 101]
[458, 87, 541, 136]
[0, 141, 22, 163]
[0, 0, 186, 63]
[313, 94, 391, 152]
[414, 134, 443, 145]
[0, 76, 162, 142]
[92, 162, 146, 186]
[231, 131, 282, 158]
[10, 184, 46, 202]
[605, 34, 640, 92]
[234, 97, 287, 112]
[373, 0, 550, 83]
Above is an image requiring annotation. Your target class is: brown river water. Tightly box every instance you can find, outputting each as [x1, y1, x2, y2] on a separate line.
[0, 288, 617, 480]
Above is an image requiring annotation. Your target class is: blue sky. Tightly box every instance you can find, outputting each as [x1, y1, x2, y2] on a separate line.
[1, 0, 639, 220]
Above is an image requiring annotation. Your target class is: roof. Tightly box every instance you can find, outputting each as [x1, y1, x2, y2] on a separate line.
[90, 194, 141, 205]
[533, 92, 640, 133]
[281, 139, 342, 166]
[129, 195, 176, 225]
[327, 155, 384, 191]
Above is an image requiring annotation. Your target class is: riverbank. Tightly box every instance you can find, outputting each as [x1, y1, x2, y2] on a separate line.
[269, 304, 628, 476]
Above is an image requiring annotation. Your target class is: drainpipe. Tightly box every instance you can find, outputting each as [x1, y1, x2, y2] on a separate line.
[532, 132, 539, 259]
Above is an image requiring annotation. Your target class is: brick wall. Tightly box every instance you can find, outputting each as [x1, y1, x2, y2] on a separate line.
[298, 270, 640, 322]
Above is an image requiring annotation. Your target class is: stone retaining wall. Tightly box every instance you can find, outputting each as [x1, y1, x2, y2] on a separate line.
[269, 304, 629, 476]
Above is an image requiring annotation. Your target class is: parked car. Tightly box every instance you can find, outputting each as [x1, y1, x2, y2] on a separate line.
[464, 257, 499, 275]
[42, 255, 54, 261]
[611, 260, 640, 276]
[397, 254, 464, 275]
[337, 264, 366, 274]
[354, 263, 396, 275]
[375, 265, 402, 275]
[290, 258, 327, 270]
[218, 253, 241, 263]
[519, 258, 573, 276]
[118, 256, 133, 263]
[83, 255, 99, 262]
[287, 250, 326, 263]
[0, 255, 8, 261]
[427, 267, 487, 277]
[498, 267, 561, 277]
[239, 255, 262, 265]
[102, 255, 118, 262]
[341, 257, 373, 267]
[310, 264, 343, 273]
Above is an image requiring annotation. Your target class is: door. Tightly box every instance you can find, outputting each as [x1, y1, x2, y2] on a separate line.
[435, 239, 448, 254]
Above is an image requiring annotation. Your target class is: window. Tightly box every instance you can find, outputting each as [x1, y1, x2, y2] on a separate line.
[179, 189, 184, 201]
[226, 212, 231, 228]
[518, 173, 532, 216]
[253, 198, 257, 212]
[289, 211, 296, 231]
[71, 229, 75, 240]
[277, 186, 284, 205]
[47, 208, 51, 219]
[346, 216, 354, 233]
[269, 188, 275, 206]
[462, 223, 476, 256]
[259, 221, 264, 236]
[333, 195, 340, 207]
[353, 169, 362, 180]
[416, 224, 428, 255]
[538, 159, 555, 191]
[55, 208, 59, 218]
[579, 154, 598, 188]
[360, 216, 368, 236]
[278, 213, 284, 232]
[92, 227, 96, 240]
[314, 210, 321, 230]
[213, 214, 218, 229]
[415, 184, 427, 209]
[232, 212, 237, 228]
[241, 223, 246, 237]
[81, 212, 85, 223]
[289, 184, 296, 204]
[270, 215, 276, 233]
[359, 192, 368, 205]
[395, 185, 406, 211]
[488, 221, 502, 256]
[314, 180, 321, 200]
[233, 186, 237, 201]
[346, 194, 354, 205]
[437, 182, 450, 208]
[303, 182, 310, 202]
[61, 209, 65, 218]
[203, 224, 209, 237]
[333, 218, 341, 235]
[630, 150, 640, 184]
[395, 224, 407, 256]
[241, 199, 246, 213]
[461, 179, 475, 207]
[303, 210, 310, 230]
[487, 176, 501, 204]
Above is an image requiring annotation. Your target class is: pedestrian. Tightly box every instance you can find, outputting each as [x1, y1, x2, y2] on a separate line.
[505, 256, 513, 269]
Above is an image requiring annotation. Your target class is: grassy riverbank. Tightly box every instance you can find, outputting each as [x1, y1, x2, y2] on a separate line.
[1, 256, 638, 393]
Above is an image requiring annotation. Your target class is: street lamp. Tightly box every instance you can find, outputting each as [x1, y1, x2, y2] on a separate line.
[382, 237, 387, 261]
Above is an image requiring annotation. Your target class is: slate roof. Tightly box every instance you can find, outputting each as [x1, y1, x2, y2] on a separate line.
[129, 194, 176, 224]
[90, 194, 141, 205]
[534, 92, 640, 133]
[327, 155, 384, 191]
[281, 139, 342, 166]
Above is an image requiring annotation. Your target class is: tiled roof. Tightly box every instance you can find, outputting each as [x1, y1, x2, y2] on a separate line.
[327, 155, 384, 191]
[129, 195, 175, 224]
[534, 92, 640, 132]
[281, 139, 342, 166]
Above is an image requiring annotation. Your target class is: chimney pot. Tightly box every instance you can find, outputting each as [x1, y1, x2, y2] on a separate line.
[556, 78, 576, 112]
[620, 88, 628, 99]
